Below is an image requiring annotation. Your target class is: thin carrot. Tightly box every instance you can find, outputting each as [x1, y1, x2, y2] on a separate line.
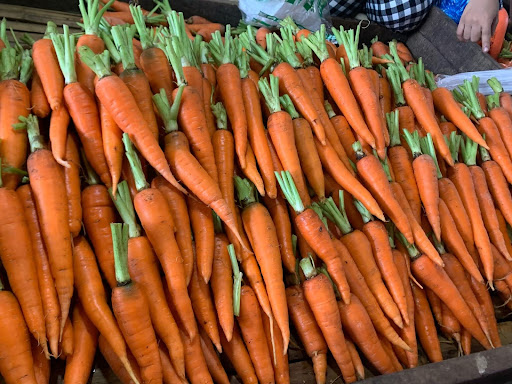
[48, 105, 70, 168]
[188, 197, 215, 283]
[477, 116, 512, 184]
[31, 338, 50, 384]
[345, 337, 365, 380]
[63, 302, 99, 384]
[325, 104, 357, 164]
[440, 302, 461, 342]
[203, 78, 216, 138]
[30, 69, 50, 118]
[300, 258, 357, 383]
[99, 335, 141, 384]
[59, 316, 73, 360]
[199, 329, 230, 384]
[262, 311, 289, 384]
[63, 134, 82, 238]
[220, 324, 258, 384]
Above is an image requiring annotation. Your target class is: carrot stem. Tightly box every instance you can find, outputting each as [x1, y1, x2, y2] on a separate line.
[160, 35, 186, 87]
[332, 24, 360, 70]
[456, 78, 484, 120]
[111, 25, 136, 70]
[130, 5, 154, 50]
[354, 199, 373, 224]
[387, 110, 401, 147]
[21, 115, 44, 153]
[234, 176, 258, 206]
[319, 195, 352, 235]
[276, 35, 301, 69]
[302, 25, 329, 63]
[152, 85, 184, 133]
[78, 45, 111, 78]
[396, 232, 422, 261]
[425, 71, 437, 91]
[487, 77, 504, 94]
[324, 100, 336, 118]
[431, 234, 447, 255]
[387, 65, 406, 106]
[352, 141, 366, 161]
[111, 223, 131, 285]
[122, 133, 148, 192]
[460, 136, 478, 167]
[51, 24, 77, 84]
[109, 181, 140, 238]
[280, 94, 300, 119]
[227, 244, 242, 316]
[358, 44, 373, 69]
[79, 0, 115, 35]
[388, 41, 409, 81]
[211, 102, 228, 129]
[19, 50, 33, 85]
[274, 170, 305, 213]
[403, 129, 423, 158]
[480, 144, 491, 162]
[213, 212, 223, 234]
[299, 256, 317, 280]
[296, 40, 314, 67]
[100, 30, 121, 66]
[258, 75, 281, 114]
[448, 131, 462, 163]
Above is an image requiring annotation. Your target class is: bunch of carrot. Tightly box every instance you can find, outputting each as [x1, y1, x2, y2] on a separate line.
[1, 1, 512, 383]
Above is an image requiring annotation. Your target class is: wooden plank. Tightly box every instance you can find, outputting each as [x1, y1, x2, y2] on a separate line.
[0, 4, 81, 27]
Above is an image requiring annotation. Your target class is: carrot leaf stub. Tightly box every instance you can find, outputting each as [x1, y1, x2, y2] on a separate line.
[111, 223, 131, 286]
[274, 171, 305, 214]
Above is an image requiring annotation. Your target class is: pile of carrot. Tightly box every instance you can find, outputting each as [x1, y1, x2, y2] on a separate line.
[2, 1, 512, 383]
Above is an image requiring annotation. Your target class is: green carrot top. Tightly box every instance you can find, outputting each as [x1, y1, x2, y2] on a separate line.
[78, 46, 112, 79]
[274, 170, 305, 214]
[387, 110, 401, 147]
[258, 74, 281, 114]
[152, 85, 184, 134]
[420, 133, 442, 179]
[111, 24, 137, 70]
[460, 135, 478, 167]
[227, 244, 242, 317]
[332, 23, 361, 70]
[79, 0, 115, 36]
[111, 223, 132, 286]
[51, 24, 77, 85]
[109, 180, 141, 239]
[122, 134, 149, 193]
[234, 176, 258, 207]
[302, 24, 329, 64]
[319, 192, 353, 235]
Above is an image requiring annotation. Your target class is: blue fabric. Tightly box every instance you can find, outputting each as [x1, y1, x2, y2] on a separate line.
[435, 0, 469, 23]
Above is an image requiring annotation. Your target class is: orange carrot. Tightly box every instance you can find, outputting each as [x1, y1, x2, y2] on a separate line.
[220, 325, 258, 384]
[30, 69, 50, 118]
[99, 335, 141, 384]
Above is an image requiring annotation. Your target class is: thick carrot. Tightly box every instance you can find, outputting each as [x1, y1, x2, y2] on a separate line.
[189, 263, 222, 352]
[338, 294, 395, 374]
[301, 259, 356, 383]
[438, 199, 483, 282]
[31, 69, 50, 118]
[0, 282, 38, 384]
[152, 176, 194, 285]
[73, 236, 139, 383]
[286, 285, 327, 384]
[220, 325, 258, 384]
[410, 283, 442, 363]
[111, 224, 162, 384]
[64, 303, 99, 384]
[262, 312, 289, 384]
[127, 235, 185, 379]
[242, 76, 277, 197]
[410, 252, 491, 349]
[333, 239, 410, 350]
[139, 46, 175, 99]
[211, 234, 234, 341]
[99, 335, 141, 384]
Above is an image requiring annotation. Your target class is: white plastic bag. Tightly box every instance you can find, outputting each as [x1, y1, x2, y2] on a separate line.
[238, 0, 331, 32]
[436, 68, 512, 95]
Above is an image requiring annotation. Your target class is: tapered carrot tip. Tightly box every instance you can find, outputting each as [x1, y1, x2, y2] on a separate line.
[377, 147, 387, 161]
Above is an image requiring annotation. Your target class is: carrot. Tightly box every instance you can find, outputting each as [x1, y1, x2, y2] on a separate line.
[199, 329, 230, 384]
[32, 23, 64, 110]
[31, 338, 50, 384]
[242, 61, 277, 197]
[17, 184, 61, 357]
[282, 95, 326, 199]
[403, 239, 492, 350]
[48, 104, 70, 168]
[438, 199, 483, 282]
[477, 116, 512, 184]
[52, 27, 112, 187]
[156, 345, 181, 384]
[393, 249, 418, 368]
[481, 146, 512, 227]
[152, 176, 194, 285]
[461, 328, 472, 355]
[500, 92, 512, 119]
[79, 46, 186, 194]
[286, 285, 327, 384]
[203, 78, 216, 138]
[440, 121, 458, 136]
[338, 294, 395, 374]
[345, 337, 365, 380]
[492, 245, 512, 290]
[332, 238, 410, 350]
[353, 142, 413, 243]
[262, 194, 296, 274]
[382, 336, 404, 373]
[73, 235, 139, 384]
[99, 335, 141, 384]
[59, 316, 74, 359]
[449, 136, 494, 285]
[334, 26, 387, 159]
[189, 263, 222, 352]
[63, 134, 82, 238]
[300, 258, 357, 383]
[111, 223, 163, 384]
[262, 312, 289, 384]
[236, 178, 289, 351]
[188, 197, 215, 283]
[0, 279, 38, 384]
[410, 282, 442, 362]
[489, 106, 512, 164]
[497, 209, 512, 259]
[259, 76, 310, 206]
[127, 234, 185, 379]
[440, 302, 461, 342]
[241, 143, 266, 195]
[220, 324, 258, 384]
[326, 105, 357, 164]
[403, 130, 441, 239]
[387, 111, 422, 223]
[64, 302, 99, 384]
[305, 27, 376, 149]
[31, 69, 50, 118]
[371, 39, 390, 57]
[380, 76, 392, 117]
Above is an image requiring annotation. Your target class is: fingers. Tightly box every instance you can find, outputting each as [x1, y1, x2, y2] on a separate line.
[456, 21, 465, 41]
[481, 23, 492, 52]
[470, 24, 482, 43]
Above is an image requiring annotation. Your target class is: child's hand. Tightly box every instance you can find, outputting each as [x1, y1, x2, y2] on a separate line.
[456, 0, 500, 52]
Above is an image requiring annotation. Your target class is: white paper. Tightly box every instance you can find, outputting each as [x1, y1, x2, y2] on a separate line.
[436, 68, 512, 95]
[238, 0, 331, 31]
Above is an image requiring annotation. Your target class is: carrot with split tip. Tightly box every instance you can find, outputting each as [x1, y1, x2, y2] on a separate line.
[0, 278, 38, 384]
[235, 177, 290, 352]
[410, 282, 442, 363]
[0, 177, 49, 359]
[126, 231, 185, 379]
[64, 302, 99, 384]
[319, 196, 403, 328]
[189, 262, 222, 352]
[346, 337, 365, 380]
[449, 134, 494, 286]
[333, 25, 387, 159]
[220, 324, 258, 384]
[78, 45, 185, 194]
[32, 22, 64, 110]
[188, 196, 215, 284]
[152, 176, 194, 286]
[399, 234, 492, 350]
[338, 294, 396, 374]
[300, 258, 357, 383]
[211, 234, 234, 341]
[286, 285, 328, 384]
[153, 86, 248, 251]
[52, 27, 111, 187]
[281, 94, 326, 199]
[304, 25, 375, 149]
[275, 171, 351, 306]
[17, 184, 60, 358]
[332, 238, 410, 350]
[111, 223, 163, 384]
[48, 103, 70, 168]
[352, 141, 413, 243]
[259, 75, 310, 206]
[402, 129, 441, 240]
[24, 115, 72, 342]
[209, 26, 248, 168]
[120, 135, 197, 341]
